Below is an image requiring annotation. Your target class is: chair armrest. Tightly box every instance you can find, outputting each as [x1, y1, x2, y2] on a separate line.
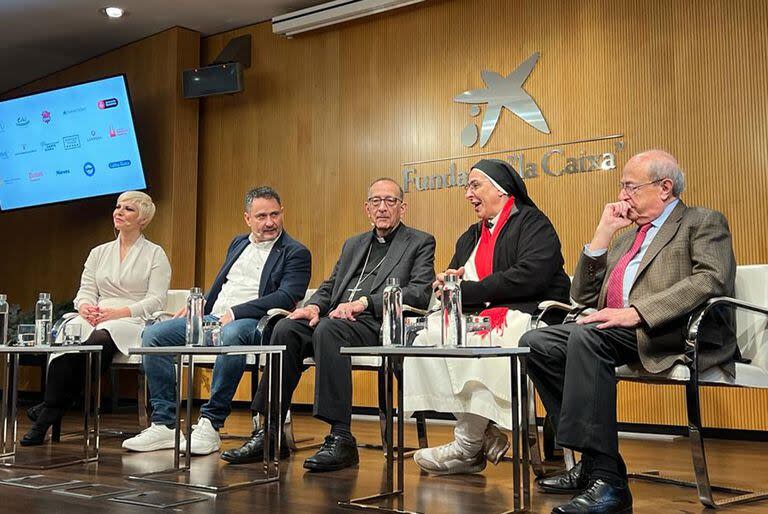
[686, 296, 768, 374]
[149, 311, 177, 325]
[403, 304, 431, 316]
[530, 301, 589, 329]
[52, 312, 78, 339]
[257, 309, 292, 335]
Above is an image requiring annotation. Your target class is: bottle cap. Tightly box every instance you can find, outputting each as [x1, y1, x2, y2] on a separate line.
[190, 287, 203, 295]
[39, 292, 51, 300]
[0, 294, 6, 302]
[445, 274, 458, 283]
[386, 277, 400, 286]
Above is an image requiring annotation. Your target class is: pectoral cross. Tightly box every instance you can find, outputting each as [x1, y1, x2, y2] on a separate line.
[346, 287, 362, 302]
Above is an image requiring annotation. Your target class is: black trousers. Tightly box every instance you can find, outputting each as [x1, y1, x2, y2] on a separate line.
[44, 329, 119, 409]
[252, 314, 380, 426]
[519, 323, 638, 461]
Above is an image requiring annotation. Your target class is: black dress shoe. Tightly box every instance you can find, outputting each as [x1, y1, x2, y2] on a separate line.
[537, 461, 588, 494]
[552, 479, 632, 514]
[220, 429, 290, 464]
[303, 435, 359, 472]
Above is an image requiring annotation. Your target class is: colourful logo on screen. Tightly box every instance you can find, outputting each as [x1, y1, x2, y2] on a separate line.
[41, 110, 51, 124]
[63, 135, 81, 150]
[97, 98, 119, 110]
[28, 171, 43, 182]
[109, 125, 128, 138]
[109, 160, 131, 169]
[16, 116, 29, 127]
[83, 162, 96, 177]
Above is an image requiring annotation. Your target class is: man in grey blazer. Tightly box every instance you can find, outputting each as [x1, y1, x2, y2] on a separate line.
[222, 177, 436, 472]
[520, 150, 736, 513]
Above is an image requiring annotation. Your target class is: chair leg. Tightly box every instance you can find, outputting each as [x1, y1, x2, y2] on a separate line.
[109, 367, 119, 413]
[527, 377, 548, 478]
[378, 366, 388, 453]
[627, 378, 768, 508]
[415, 411, 428, 449]
[137, 369, 149, 429]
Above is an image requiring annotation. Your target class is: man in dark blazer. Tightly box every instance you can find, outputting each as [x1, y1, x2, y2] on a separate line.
[520, 150, 737, 513]
[222, 177, 436, 471]
[123, 186, 311, 456]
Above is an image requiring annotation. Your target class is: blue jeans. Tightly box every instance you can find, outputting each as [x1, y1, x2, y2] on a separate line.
[141, 315, 262, 429]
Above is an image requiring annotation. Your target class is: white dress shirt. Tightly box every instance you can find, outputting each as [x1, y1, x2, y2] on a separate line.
[210, 232, 279, 318]
[584, 198, 680, 307]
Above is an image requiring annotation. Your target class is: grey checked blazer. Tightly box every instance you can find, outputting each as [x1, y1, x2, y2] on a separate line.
[571, 201, 737, 373]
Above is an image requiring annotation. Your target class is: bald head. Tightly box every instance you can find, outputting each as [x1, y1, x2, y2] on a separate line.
[626, 149, 685, 197]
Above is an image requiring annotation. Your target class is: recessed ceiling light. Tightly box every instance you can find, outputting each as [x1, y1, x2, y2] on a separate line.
[101, 7, 125, 18]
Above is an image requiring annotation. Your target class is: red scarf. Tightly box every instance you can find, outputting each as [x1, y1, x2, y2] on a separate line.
[474, 196, 515, 280]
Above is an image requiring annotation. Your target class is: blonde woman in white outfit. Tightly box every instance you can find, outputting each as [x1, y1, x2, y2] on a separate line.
[22, 191, 171, 446]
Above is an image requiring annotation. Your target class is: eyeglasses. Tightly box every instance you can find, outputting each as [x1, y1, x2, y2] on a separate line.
[464, 180, 489, 193]
[367, 196, 401, 207]
[618, 179, 663, 196]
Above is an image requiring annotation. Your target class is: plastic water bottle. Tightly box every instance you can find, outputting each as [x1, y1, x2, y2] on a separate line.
[0, 294, 8, 346]
[186, 287, 204, 346]
[382, 278, 403, 346]
[441, 275, 464, 347]
[35, 292, 53, 346]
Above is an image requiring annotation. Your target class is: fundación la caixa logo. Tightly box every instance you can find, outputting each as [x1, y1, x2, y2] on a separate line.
[401, 52, 624, 193]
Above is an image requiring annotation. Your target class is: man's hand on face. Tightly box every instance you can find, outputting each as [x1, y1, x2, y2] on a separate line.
[589, 201, 634, 251]
[329, 301, 366, 322]
[576, 307, 642, 329]
[288, 305, 321, 327]
[433, 267, 465, 299]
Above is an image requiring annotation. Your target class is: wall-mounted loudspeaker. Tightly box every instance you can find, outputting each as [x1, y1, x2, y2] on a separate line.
[182, 35, 251, 99]
[183, 63, 243, 99]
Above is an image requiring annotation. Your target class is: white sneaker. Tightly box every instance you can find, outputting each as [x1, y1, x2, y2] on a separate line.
[122, 424, 186, 452]
[413, 441, 486, 476]
[190, 417, 221, 455]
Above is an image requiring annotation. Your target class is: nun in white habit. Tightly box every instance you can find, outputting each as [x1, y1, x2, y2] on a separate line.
[407, 159, 571, 476]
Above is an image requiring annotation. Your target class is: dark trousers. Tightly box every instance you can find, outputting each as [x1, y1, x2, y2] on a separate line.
[252, 314, 380, 427]
[519, 323, 638, 462]
[44, 329, 119, 408]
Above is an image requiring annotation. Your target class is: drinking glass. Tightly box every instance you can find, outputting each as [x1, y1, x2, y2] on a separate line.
[465, 315, 492, 347]
[203, 321, 222, 347]
[404, 316, 428, 346]
[17, 324, 36, 346]
[63, 323, 82, 345]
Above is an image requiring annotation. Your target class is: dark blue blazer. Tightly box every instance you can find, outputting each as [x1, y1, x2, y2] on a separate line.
[204, 231, 311, 320]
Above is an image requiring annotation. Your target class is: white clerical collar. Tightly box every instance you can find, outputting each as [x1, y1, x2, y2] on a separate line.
[249, 231, 281, 249]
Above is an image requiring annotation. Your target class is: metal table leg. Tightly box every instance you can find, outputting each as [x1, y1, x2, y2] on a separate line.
[130, 350, 282, 492]
[3, 349, 100, 469]
[339, 355, 421, 514]
[0, 354, 14, 458]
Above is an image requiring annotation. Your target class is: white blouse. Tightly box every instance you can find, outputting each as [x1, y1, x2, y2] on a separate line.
[62, 235, 172, 355]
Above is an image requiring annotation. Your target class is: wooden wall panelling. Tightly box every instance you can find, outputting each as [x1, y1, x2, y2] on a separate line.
[194, 0, 767, 429]
[0, 27, 200, 389]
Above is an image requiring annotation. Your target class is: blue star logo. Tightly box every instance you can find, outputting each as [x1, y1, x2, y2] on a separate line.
[454, 52, 550, 147]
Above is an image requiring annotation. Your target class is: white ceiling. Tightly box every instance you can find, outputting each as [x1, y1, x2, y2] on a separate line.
[0, 0, 328, 94]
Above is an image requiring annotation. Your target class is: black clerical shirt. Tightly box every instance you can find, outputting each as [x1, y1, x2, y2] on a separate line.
[344, 224, 401, 310]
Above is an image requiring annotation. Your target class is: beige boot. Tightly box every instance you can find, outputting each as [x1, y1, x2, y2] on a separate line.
[483, 423, 510, 464]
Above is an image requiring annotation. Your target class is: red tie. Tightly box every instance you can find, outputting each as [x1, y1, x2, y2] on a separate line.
[604, 224, 651, 309]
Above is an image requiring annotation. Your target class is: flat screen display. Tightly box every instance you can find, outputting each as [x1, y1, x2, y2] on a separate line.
[0, 75, 146, 211]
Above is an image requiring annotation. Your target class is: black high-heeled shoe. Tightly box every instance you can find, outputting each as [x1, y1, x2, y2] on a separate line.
[27, 402, 45, 423]
[20, 407, 63, 446]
